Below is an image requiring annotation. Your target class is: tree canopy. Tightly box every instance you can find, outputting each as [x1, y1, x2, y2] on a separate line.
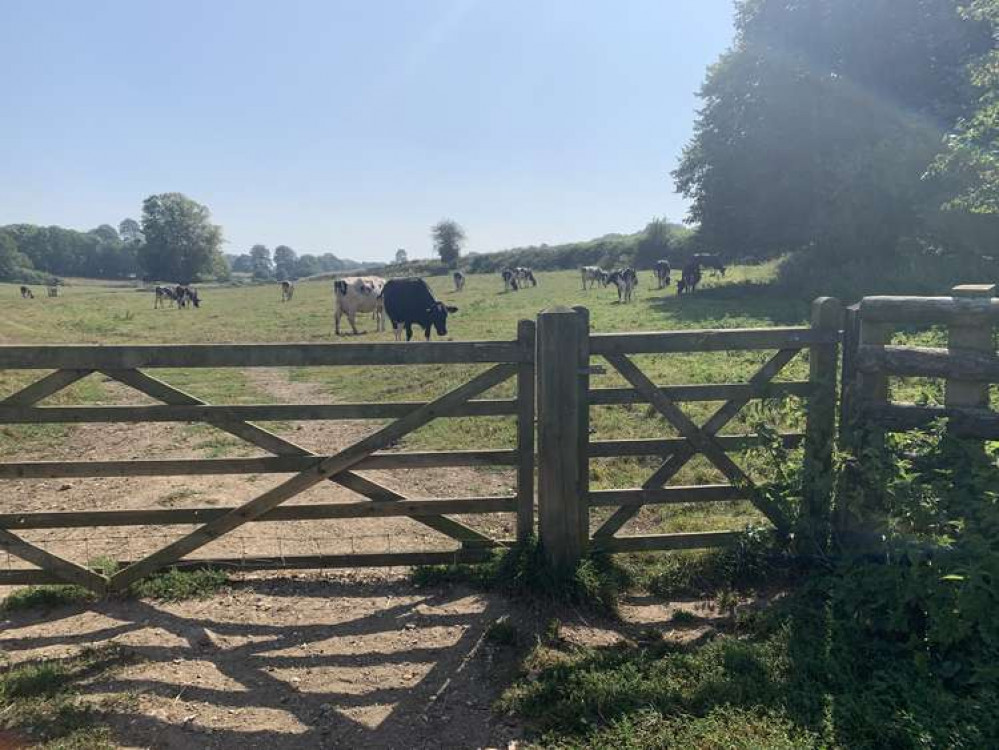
[674, 0, 996, 269]
[432, 220, 465, 268]
[138, 193, 224, 283]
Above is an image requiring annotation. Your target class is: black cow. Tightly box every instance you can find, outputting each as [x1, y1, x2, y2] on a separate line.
[19, 286, 34, 299]
[501, 268, 518, 292]
[678, 262, 702, 295]
[692, 253, 726, 276]
[653, 259, 671, 289]
[154, 286, 176, 308]
[382, 277, 458, 341]
[607, 268, 638, 303]
[453, 271, 466, 292]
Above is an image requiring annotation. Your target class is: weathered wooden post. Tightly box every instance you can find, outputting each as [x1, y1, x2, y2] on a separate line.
[799, 296, 842, 555]
[536, 306, 589, 573]
[946, 284, 994, 413]
[516, 318, 537, 542]
[835, 300, 891, 551]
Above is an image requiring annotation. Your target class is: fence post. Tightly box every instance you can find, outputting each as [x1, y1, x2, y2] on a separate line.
[536, 306, 589, 573]
[799, 296, 842, 556]
[516, 319, 537, 542]
[836, 301, 892, 551]
[946, 284, 994, 412]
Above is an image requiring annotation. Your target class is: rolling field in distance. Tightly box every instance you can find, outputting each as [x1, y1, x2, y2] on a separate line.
[0, 262, 821, 534]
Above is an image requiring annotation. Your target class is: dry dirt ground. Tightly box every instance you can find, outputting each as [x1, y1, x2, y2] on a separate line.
[0, 368, 727, 749]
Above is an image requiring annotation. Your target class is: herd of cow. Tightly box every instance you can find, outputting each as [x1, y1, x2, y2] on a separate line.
[15, 253, 727, 342]
[582, 253, 726, 301]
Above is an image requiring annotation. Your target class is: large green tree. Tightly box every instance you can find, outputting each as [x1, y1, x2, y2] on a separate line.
[432, 219, 465, 268]
[0, 230, 30, 280]
[674, 0, 994, 266]
[249, 244, 273, 279]
[273, 245, 297, 279]
[936, 0, 999, 214]
[138, 193, 224, 282]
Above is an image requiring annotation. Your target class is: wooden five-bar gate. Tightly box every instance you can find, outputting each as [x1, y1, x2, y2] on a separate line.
[0, 301, 848, 591]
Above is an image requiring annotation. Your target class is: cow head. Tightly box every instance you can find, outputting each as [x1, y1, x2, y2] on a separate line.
[427, 301, 458, 336]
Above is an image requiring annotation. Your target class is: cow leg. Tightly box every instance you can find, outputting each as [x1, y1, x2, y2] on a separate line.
[405, 323, 414, 341]
[348, 312, 360, 335]
[335, 308, 342, 335]
[392, 322, 402, 341]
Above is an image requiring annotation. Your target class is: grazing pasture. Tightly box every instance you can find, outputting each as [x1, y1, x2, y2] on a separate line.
[0, 261, 810, 542]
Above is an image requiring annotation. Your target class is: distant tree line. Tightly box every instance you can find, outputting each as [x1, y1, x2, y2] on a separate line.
[0, 192, 228, 284]
[674, 0, 999, 297]
[225, 245, 372, 281]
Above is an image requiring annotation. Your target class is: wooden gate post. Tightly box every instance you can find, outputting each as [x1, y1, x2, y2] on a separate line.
[946, 284, 995, 411]
[536, 306, 589, 573]
[799, 296, 843, 556]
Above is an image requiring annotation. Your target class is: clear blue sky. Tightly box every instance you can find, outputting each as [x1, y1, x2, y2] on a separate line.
[0, 1, 735, 261]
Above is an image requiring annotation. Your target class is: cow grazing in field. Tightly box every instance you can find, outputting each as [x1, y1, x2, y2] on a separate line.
[281, 280, 294, 302]
[580, 266, 608, 290]
[453, 271, 466, 292]
[47, 285, 59, 298]
[382, 277, 458, 341]
[654, 260, 672, 289]
[678, 262, 702, 295]
[514, 267, 537, 287]
[692, 253, 726, 276]
[607, 268, 638, 303]
[333, 276, 386, 335]
[19, 286, 34, 299]
[184, 287, 201, 308]
[154, 286, 175, 308]
[501, 268, 519, 292]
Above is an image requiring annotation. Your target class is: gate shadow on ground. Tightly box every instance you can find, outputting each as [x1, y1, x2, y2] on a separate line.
[0, 578, 529, 750]
[644, 280, 810, 327]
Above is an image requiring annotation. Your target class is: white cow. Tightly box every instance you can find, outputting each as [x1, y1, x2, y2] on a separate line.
[580, 266, 607, 290]
[333, 276, 386, 335]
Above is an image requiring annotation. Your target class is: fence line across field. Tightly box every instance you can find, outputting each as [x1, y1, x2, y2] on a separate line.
[9, 294, 960, 589]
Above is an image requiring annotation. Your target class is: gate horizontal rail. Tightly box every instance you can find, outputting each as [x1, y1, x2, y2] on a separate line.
[0, 340, 528, 368]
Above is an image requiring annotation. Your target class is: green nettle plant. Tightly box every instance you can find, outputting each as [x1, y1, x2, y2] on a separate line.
[838, 423, 999, 686]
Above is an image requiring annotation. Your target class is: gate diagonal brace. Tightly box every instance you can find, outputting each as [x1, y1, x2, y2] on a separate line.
[102, 368, 493, 546]
[0, 368, 107, 591]
[107, 363, 517, 591]
[595, 352, 795, 538]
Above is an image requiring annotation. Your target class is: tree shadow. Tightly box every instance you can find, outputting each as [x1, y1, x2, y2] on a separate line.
[1, 577, 528, 750]
[645, 279, 811, 327]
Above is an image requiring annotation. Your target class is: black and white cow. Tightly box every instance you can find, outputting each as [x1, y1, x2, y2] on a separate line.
[453, 270, 466, 292]
[678, 262, 702, 295]
[501, 268, 519, 292]
[19, 286, 34, 299]
[333, 276, 385, 335]
[154, 286, 176, 308]
[692, 253, 726, 276]
[514, 267, 537, 287]
[653, 259, 671, 289]
[607, 268, 638, 303]
[580, 266, 608, 290]
[281, 280, 294, 302]
[382, 277, 458, 341]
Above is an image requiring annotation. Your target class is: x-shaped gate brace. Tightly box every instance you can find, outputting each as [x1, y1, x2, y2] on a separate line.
[0, 364, 517, 593]
[592, 349, 798, 540]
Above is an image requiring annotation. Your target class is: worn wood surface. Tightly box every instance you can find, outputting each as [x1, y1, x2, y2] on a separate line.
[536, 307, 589, 572]
[516, 319, 537, 542]
[859, 295, 999, 325]
[0, 450, 518, 479]
[0, 497, 518, 529]
[857, 345, 999, 381]
[588, 485, 742, 506]
[0, 341, 528, 369]
[589, 327, 833, 355]
[946, 285, 995, 410]
[0, 399, 517, 423]
[589, 433, 804, 457]
[588, 381, 811, 406]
